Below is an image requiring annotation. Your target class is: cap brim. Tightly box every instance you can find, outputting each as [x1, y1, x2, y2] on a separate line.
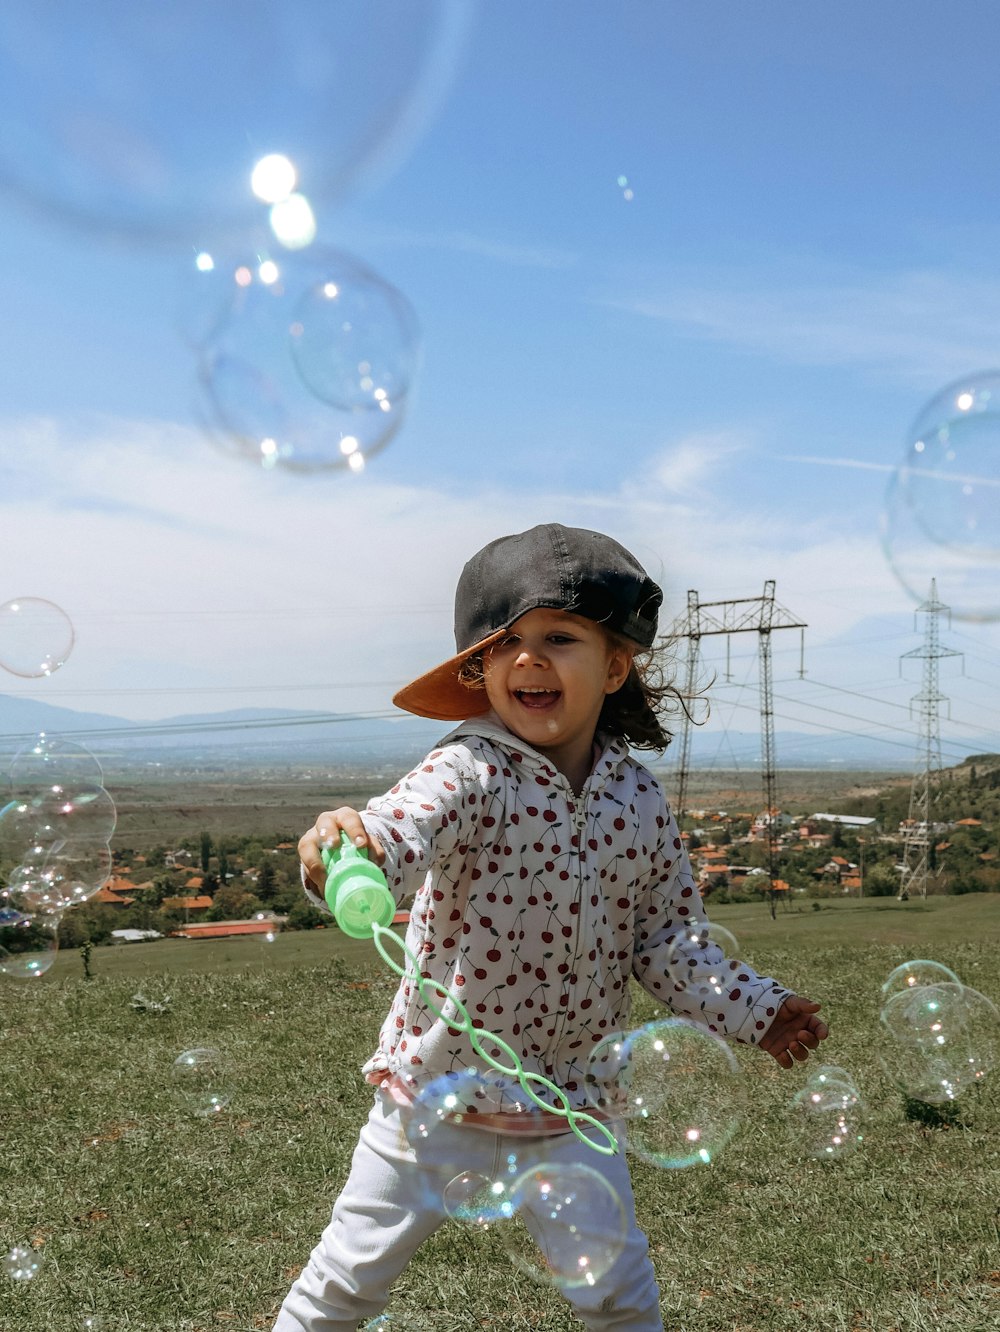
[392, 628, 508, 720]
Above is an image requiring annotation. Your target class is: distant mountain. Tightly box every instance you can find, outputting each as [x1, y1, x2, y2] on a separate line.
[0, 694, 445, 766]
[0, 693, 994, 771]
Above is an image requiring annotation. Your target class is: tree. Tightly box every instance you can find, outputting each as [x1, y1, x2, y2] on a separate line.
[864, 863, 901, 898]
[200, 830, 213, 874]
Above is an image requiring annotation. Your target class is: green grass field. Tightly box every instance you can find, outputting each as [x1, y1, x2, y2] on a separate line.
[3, 896, 999, 1331]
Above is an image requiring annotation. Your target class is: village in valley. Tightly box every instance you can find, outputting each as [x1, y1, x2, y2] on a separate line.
[52, 751, 1000, 953]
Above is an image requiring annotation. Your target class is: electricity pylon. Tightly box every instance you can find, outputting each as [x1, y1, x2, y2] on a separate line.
[897, 579, 962, 900]
[670, 582, 806, 918]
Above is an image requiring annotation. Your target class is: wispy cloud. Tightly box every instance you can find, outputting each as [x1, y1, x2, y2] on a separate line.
[600, 265, 1000, 387]
[773, 454, 896, 474]
[347, 220, 580, 270]
[0, 413, 992, 721]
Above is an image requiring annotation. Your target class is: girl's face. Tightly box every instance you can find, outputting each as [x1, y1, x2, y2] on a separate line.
[482, 608, 630, 785]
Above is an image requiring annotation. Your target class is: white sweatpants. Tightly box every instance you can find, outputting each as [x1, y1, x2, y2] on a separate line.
[273, 1092, 663, 1331]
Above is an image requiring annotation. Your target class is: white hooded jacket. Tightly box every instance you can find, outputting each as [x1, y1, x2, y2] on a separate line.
[305, 717, 790, 1114]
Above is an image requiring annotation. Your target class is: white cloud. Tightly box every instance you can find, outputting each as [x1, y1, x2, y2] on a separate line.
[0, 413, 995, 728]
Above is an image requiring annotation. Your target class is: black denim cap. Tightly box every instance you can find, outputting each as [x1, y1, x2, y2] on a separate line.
[393, 524, 662, 720]
[455, 523, 661, 652]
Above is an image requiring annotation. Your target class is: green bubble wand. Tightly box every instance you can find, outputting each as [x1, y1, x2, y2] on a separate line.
[322, 836, 616, 1155]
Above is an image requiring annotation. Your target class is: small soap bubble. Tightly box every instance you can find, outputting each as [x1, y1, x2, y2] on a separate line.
[879, 982, 999, 1104]
[172, 1047, 232, 1116]
[0, 902, 61, 978]
[361, 1315, 422, 1332]
[0, 597, 74, 677]
[500, 1162, 627, 1289]
[619, 1019, 746, 1168]
[443, 1153, 523, 1228]
[786, 1078, 865, 1161]
[3, 1244, 44, 1281]
[881, 959, 961, 1003]
[198, 246, 417, 471]
[79, 1317, 105, 1331]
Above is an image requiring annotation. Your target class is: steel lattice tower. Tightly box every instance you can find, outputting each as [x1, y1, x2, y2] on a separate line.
[897, 579, 962, 900]
[670, 582, 806, 918]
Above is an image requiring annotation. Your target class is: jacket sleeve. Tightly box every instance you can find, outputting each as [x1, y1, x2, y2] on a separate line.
[301, 743, 484, 914]
[631, 802, 790, 1047]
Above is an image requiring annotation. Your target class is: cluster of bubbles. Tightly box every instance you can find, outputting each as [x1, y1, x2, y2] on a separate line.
[0, 734, 116, 979]
[0, 4, 466, 478]
[0, 596, 74, 678]
[882, 371, 1000, 621]
[378, 924, 759, 1294]
[878, 958, 999, 1104]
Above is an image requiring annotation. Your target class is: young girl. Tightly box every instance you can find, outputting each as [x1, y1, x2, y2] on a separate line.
[274, 523, 827, 1332]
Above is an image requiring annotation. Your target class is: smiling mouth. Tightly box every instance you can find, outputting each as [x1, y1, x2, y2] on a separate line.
[513, 688, 561, 709]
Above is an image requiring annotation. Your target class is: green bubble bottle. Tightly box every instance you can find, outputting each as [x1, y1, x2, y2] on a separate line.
[321, 832, 395, 939]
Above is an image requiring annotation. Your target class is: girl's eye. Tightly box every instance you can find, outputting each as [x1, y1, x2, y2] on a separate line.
[549, 634, 575, 645]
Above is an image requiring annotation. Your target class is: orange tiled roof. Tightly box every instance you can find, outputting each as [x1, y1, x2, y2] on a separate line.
[162, 895, 214, 911]
[173, 920, 280, 939]
[91, 885, 134, 905]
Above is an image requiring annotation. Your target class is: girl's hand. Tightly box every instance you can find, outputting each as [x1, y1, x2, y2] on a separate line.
[298, 807, 386, 894]
[759, 995, 829, 1070]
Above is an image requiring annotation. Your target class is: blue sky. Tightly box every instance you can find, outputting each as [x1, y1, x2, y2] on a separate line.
[0, 0, 999, 764]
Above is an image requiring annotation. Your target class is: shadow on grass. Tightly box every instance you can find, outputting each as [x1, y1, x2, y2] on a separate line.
[902, 1094, 970, 1129]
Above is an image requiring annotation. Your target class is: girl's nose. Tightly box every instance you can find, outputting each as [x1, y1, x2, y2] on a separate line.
[514, 643, 546, 667]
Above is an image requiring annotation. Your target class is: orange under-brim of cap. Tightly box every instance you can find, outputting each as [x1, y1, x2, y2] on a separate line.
[392, 627, 509, 720]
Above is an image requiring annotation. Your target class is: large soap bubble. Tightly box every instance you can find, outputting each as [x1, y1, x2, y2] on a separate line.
[0, 902, 60, 979]
[500, 1162, 627, 1290]
[0, 597, 74, 677]
[587, 1019, 746, 1167]
[881, 959, 961, 1003]
[883, 371, 1000, 621]
[879, 982, 999, 1104]
[197, 247, 418, 471]
[0, 0, 469, 244]
[9, 733, 105, 795]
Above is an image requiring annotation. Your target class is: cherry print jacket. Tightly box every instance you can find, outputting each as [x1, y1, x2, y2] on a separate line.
[305, 717, 791, 1114]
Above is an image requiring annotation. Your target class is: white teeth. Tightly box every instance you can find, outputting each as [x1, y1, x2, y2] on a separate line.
[516, 687, 555, 694]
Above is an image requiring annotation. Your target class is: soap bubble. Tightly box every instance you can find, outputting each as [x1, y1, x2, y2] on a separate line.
[808, 1064, 859, 1091]
[79, 1317, 105, 1331]
[289, 262, 420, 414]
[9, 733, 105, 794]
[881, 959, 961, 1004]
[0, 597, 74, 677]
[197, 247, 417, 471]
[0, 902, 60, 978]
[0, 0, 469, 244]
[3, 1244, 44, 1280]
[500, 1162, 627, 1289]
[362, 1316, 423, 1332]
[663, 921, 742, 1017]
[616, 1019, 746, 1168]
[29, 840, 114, 911]
[786, 1078, 865, 1161]
[443, 1152, 525, 1227]
[900, 373, 1000, 554]
[879, 982, 999, 1104]
[172, 1047, 232, 1116]
[883, 372, 1000, 621]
